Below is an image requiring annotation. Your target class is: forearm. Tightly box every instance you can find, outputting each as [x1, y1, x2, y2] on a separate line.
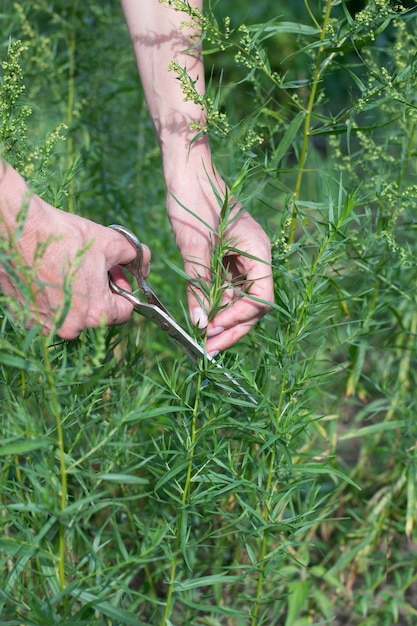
[120, 0, 210, 180]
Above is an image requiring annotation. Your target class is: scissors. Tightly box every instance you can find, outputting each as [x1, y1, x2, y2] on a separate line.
[108, 224, 257, 406]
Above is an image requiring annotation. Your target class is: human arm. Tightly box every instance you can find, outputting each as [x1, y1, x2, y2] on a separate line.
[120, 0, 273, 354]
[0, 160, 150, 339]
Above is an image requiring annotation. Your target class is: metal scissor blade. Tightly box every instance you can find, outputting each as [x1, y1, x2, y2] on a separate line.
[109, 273, 205, 362]
[131, 298, 258, 406]
[209, 364, 258, 406]
[135, 300, 209, 363]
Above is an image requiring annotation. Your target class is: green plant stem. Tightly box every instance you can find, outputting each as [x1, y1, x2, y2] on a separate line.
[20, 256, 69, 601]
[250, 398, 283, 626]
[39, 335, 68, 604]
[161, 373, 202, 625]
[66, 0, 78, 213]
[252, 197, 349, 624]
[289, 0, 334, 244]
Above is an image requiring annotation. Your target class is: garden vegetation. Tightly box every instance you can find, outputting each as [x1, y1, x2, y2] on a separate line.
[1, 0, 417, 624]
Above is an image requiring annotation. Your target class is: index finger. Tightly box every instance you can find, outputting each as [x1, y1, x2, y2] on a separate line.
[205, 269, 274, 353]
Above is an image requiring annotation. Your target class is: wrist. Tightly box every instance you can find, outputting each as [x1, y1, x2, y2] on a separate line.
[161, 132, 213, 186]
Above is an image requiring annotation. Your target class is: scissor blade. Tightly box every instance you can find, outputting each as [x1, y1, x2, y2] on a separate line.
[135, 301, 258, 406]
[130, 299, 206, 360]
[209, 364, 258, 406]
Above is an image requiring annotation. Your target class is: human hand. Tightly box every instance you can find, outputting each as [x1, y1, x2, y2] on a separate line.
[0, 187, 150, 339]
[166, 159, 273, 355]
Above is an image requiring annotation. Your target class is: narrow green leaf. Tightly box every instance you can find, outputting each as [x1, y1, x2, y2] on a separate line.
[285, 580, 309, 626]
[339, 420, 404, 440]
[0, 439, 50, 456]
[123, 405, 185, 422]
[269, 111, 305, 169]
[292, 463, 360, 489]
[97, 473, 149, 484]
[249, 21, 320, 38]
[154, 460, 189, 492]
[174, 574, 241, 591]
[0, 351, 39, 370]
[70, 590, 148, 626]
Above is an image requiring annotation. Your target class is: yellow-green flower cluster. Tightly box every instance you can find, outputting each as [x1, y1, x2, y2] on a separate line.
[355, 0, 393, 25]
[168, 60, 204, 108]
[271, 216, 291, 263]
[13, 2, 53, 78]
[168, 59, 230, 138]
[159, 0, 205, 38]
[0, 40, 32, 170]
[22, 123, 67, 184]
[0, 36, 67, 188]
[0, 40, 28, 111]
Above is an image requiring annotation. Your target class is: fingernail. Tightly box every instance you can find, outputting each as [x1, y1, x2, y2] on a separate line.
[207, 326, 224, 338]
[207, 350, 220, 359]
[191, 307, 208, 328]
[144, 263, 151, 278]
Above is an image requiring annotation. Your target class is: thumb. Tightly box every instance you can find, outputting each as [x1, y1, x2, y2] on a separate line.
[105, 228, 140, 268]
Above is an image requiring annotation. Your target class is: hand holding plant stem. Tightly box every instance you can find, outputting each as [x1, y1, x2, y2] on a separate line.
[165, 149, 273, 354]
[122, 0, 273, 354]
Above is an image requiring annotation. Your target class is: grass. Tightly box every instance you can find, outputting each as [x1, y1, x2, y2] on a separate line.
[1, 0, 417, 624]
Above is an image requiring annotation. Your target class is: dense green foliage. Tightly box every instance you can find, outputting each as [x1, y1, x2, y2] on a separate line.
[1, 1, 417, 624]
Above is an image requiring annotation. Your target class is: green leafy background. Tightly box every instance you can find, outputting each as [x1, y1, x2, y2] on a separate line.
[1, 1, 417, 624]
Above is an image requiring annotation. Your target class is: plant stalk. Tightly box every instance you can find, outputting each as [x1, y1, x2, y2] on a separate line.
[161, 373, 202, 625]
[289, 0, 334, 244]
[66, 0, 78, 213]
